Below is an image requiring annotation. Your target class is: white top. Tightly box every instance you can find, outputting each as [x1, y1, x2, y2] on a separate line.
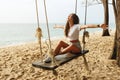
[67, 24, 81, 41]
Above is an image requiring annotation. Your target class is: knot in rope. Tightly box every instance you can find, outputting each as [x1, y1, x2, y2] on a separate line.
[84, 30, 89, 38]
[35, 27, 42, 44]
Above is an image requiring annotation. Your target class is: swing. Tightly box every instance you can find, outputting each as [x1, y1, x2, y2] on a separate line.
[32, 0, 89, 71]
[32, 50, 89, 70]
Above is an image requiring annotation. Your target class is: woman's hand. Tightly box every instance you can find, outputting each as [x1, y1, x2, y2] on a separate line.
[100, 24, 108, 30]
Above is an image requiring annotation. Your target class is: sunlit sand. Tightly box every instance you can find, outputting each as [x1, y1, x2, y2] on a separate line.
[0, 30, 120, 80]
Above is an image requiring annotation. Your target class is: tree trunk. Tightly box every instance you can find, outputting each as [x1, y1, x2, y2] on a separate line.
[109, 0, 117, 59]
[116, 0, 120, 66]
[110, 31, 117, 59]
[102, 0, 110, 36]
[112, 0, 117, 22]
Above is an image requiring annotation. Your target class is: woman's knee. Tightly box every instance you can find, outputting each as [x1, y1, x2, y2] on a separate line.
[58, 40, 65, 44]
[58, 40, 68, 47]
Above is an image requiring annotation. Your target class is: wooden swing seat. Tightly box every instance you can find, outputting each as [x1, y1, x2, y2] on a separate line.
[32, 50, 89, 70]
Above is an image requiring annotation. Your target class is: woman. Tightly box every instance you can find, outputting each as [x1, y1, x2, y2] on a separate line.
[53, 13, 106, 56]
[44, 13, 107, 62]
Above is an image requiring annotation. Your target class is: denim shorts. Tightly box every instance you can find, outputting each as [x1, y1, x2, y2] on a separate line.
[70, 41, 82, 50]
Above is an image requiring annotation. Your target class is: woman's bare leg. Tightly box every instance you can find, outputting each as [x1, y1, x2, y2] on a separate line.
[61, 44, 81, 54]
[54, 41, 69, 55]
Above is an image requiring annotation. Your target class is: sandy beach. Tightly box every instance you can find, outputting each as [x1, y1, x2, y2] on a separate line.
[0, 30, 120, 80]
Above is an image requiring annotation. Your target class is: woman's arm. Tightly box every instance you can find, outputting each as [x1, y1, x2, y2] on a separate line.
[80, 24, 107, 30]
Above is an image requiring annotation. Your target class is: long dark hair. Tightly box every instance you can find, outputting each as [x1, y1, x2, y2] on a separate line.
[64, 13, 79, 37]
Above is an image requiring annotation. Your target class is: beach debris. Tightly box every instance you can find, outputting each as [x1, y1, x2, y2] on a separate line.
[83, 76, 88, 80]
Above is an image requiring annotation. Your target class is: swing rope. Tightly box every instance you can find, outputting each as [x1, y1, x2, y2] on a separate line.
[35, 0, 40, 28]
[43, 0, 52, 51]
[82, 0, 90, 71]
[43, 0, 59, 66]
[82, 0, 88, 50]
[75, 0, 77, 14]
[84, 0, 87, 25]
[35, 0, 43, 59]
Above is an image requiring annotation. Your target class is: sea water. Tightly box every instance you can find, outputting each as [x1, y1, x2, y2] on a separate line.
[0, 23, 64, 47]
[0, 23, 115, 47]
